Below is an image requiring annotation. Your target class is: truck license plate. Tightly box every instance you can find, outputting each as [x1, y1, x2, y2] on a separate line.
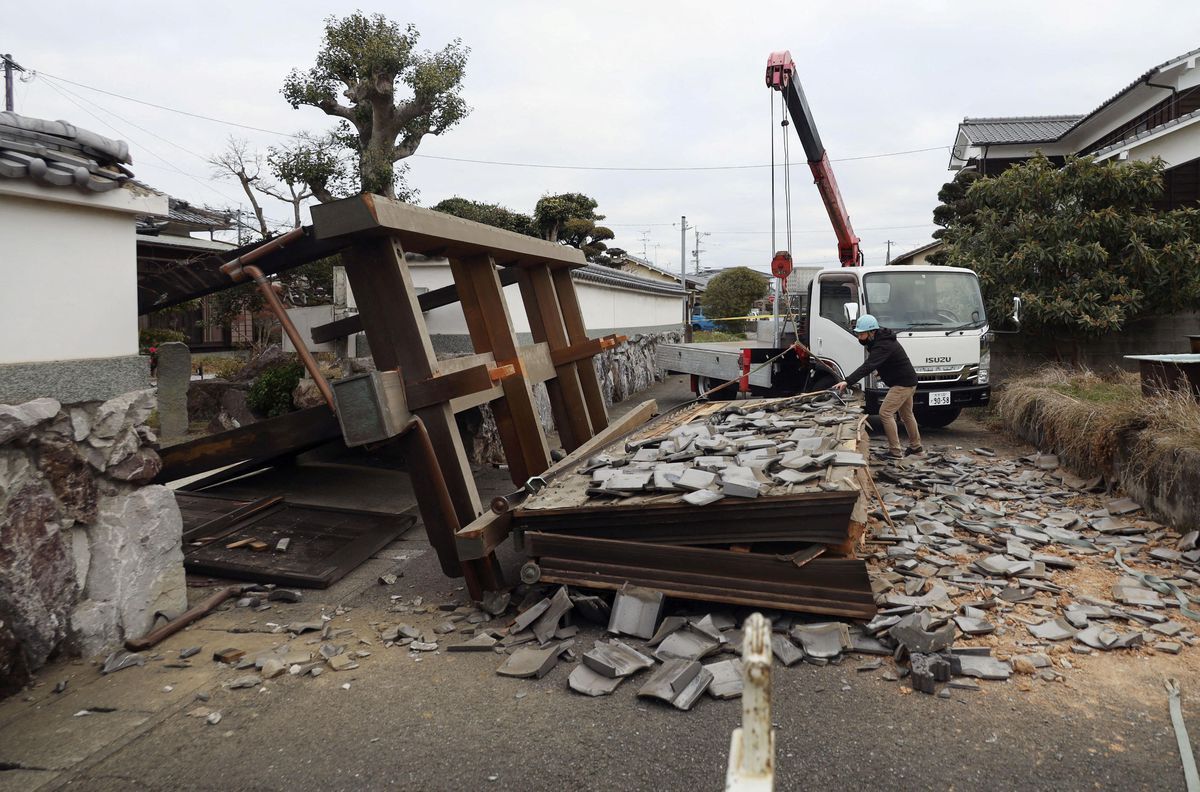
[928, 391, 951, 406]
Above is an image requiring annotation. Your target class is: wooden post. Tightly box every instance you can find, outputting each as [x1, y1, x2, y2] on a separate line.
[517, 265, 594, 452]
[551, 267, 609, 431]
[449, 254, 552, 485]
[339, 238, 482, 529]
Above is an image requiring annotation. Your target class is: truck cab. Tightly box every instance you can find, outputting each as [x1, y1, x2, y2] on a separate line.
[804, 264, 991, 427]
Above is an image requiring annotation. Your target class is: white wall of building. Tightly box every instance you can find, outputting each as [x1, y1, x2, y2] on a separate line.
[344, 258, 682, 338]
[0, 182, 164, 365]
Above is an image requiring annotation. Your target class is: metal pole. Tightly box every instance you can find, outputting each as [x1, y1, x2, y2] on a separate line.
[4, 54, 14, 112]
[681, 215, 691, 342]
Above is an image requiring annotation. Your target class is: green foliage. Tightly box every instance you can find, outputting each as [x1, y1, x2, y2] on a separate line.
[937, 154, 1200, 337]
[139, 328, 185, 351]
[248, 361, 304, 418]
[693, 330, 746, 343]
[193, 355, 246, 380]
[431, 197, 535, 236]
[533, 193, 614, 260]
[283, 12, 470, 199]
[700, 268, 769, 330]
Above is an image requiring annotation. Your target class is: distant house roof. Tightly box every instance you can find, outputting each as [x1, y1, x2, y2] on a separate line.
[573, 263, 687, 297]
[137, 197, 235, 236]
[888, 239, 943, 265]
[951, 47, 1200, 167]
[0, 111, 134, 193]
[618, 255, 708, 290]
[956, 116, 1083, 145]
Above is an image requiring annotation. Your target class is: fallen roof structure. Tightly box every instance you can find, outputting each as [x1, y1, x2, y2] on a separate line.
[511, 394, 878, 618]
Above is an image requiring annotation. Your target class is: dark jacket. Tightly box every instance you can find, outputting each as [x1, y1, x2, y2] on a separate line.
[843, 328, 917, 388]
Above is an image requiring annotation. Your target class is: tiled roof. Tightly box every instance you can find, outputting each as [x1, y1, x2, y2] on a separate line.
[0, 111, 132, 192]
[957, 47, 1200, 153]
[958, 115, 1083, 145]
[573, 263, 687, 296]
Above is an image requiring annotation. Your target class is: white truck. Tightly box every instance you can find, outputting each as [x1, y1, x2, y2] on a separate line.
[658, 263, 1018, 428]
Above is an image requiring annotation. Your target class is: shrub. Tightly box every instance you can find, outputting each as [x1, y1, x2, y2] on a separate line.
[139, 328, 186, 351]
[193, 355, 246, 380]
[248, 361, 304, 418]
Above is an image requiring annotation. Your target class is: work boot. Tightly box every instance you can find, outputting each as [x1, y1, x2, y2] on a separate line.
[905, 445, 925, 457]
[873, 448, 905, 461]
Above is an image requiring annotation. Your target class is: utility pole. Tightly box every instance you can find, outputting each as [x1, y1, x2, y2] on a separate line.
[885, 240, 894, 264]
[3, 54, 24, 112]
[692, 228, 711, 273]
[680, 215, 691, 341]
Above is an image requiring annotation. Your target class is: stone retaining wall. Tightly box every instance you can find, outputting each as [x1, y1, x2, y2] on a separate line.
[0, 391, 186, 697]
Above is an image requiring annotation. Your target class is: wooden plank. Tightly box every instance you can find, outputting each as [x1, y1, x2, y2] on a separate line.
[155, 406, 343, 483]
[309, 194, 586, 270]
[550, 337, 609, 367]
[180, 496, 283, 545]
[551, 266, 609, 431]
[339, 238, 481, 533]
[404, 365, 496, 411]
[455, 398, 657, 560]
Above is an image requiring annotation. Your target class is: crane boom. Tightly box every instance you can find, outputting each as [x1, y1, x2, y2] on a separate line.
[766, 51, 862, 267]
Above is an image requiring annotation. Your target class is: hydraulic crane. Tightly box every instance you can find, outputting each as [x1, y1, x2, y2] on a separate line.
[766, 51, 863, 267]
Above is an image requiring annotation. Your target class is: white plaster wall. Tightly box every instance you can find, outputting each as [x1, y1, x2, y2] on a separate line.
[0, 184, 163, 365]
[1118, 120, 1200, 168]
[345, 259, 683, 337]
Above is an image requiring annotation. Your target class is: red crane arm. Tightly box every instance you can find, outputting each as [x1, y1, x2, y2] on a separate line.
[766, 50, 862, 267]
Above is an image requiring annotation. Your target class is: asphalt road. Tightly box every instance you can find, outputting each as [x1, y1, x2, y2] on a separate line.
[12, 377, 1200, 792]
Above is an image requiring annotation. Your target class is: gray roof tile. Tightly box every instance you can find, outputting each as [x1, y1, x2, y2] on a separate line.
[0, 111, 132, 193]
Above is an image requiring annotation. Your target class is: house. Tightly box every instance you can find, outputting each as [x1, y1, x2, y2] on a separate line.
[0, 111, 167, 402]
[617, 254, 709, 292]
[136, 199, 243, 349]
[949, 47, 1200, 208]
[888, 240, 944, 267]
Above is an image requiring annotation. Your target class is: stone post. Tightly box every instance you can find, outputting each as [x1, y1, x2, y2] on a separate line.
[156, 342, 190, 441]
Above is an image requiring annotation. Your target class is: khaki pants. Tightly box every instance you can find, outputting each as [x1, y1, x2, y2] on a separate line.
[879, 385, 921, 453]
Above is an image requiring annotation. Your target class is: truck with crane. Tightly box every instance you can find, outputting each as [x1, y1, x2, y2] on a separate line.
[656, 50, 1017, 427]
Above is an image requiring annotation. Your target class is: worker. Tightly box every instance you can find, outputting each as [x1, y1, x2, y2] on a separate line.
[831, 314, 923, 460]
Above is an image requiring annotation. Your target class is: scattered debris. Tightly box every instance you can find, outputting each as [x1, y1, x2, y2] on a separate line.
[101, 651, 144, 675]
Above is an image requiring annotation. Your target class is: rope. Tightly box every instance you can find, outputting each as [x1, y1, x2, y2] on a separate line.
[781, 93, 793, 256]
[770, 92, 776, 257]
[1166, 678, 1200, 792]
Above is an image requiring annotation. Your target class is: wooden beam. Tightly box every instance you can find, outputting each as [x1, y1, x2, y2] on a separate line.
[450, 254, 551, 484]
[404, 365, 496, 411]
[517, 266, 594, 452]
[155, 406, 343, 483]
[309, 194, 586, 270]
[552, 266, 609, 431]
[309, 267, 524, 344]
[339, 238, 481, 531]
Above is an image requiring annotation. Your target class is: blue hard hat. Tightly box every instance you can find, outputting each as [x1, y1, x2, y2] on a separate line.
[853, 314, 880, 332]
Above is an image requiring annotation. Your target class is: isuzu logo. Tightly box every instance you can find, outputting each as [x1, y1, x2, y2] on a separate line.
[925, 356, 951, 363]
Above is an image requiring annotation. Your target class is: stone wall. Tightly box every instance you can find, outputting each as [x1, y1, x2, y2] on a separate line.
[0, 391, 186, 697]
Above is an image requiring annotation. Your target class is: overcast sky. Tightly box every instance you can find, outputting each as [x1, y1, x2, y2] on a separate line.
[9, 2, 1200, 272]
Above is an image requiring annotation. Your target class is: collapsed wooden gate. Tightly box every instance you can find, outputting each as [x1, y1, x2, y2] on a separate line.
[157, 194, 624, 598]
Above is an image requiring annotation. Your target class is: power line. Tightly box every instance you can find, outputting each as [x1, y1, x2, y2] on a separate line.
[40, 79, 248, 210]
[40, 75, 293, 225]
[31, 69, 950, 172]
